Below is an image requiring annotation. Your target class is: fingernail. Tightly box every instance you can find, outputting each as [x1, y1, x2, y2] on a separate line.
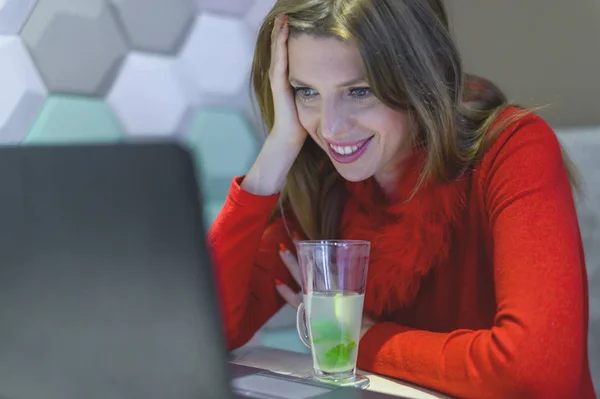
[281, 15, 288, 28]
[275, 279, 284, 286]
[292, 232, 301, 241]
[279, 243, 288, 253]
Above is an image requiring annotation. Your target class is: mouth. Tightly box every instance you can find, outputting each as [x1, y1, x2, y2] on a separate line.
[326, 136, 374, 164]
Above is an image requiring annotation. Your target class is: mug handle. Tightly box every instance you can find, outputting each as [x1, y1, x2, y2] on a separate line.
[296, 302, 311, 348]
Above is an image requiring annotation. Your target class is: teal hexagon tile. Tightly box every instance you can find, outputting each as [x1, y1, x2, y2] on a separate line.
[25, 95, 125, 144]
[181, 108, 259, 202]
[203, 200, 225, 229]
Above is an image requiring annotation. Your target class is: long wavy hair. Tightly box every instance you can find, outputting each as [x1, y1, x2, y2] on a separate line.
[250, 0, 579, 240]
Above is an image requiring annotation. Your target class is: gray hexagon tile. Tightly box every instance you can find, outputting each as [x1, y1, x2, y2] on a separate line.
[21, 0, 128, 96]
[107, 53, 195, 137]
[0, 0, 38, 34]
[0, 36, 47, 143]
[176, 12, 254, 100]
[110, 0, 195, 54]
[196, 0, 254, 17]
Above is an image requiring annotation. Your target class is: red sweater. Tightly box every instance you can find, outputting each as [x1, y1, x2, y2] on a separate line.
[207, 110, 595, 399]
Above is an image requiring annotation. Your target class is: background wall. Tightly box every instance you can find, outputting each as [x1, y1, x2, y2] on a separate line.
[0, 0, 274, 227]
[0, 0, 597, 390]
[447, 0, 600, 127]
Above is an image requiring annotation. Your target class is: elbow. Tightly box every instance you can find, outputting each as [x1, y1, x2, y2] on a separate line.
[500, 366, 582, 399]
[486, 327, 583, 398]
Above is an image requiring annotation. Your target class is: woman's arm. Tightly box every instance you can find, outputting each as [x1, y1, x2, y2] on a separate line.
[357, 116, 588, 398]
[207, 176, 299, 350]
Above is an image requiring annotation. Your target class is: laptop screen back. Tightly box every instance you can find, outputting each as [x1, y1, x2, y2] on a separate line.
[0, 143, 232, 399]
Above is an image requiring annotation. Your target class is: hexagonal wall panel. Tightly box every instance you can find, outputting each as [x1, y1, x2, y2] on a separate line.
[181, 108, 259, 202]
[196, 0, 254, 17]
[0, 36, 47, 143]
[0, 0, 38, 34]
[177, 13, 254, 100]
[107, 53, 194, 137]
[25, 95, 125, 144]
[21, 0, 128, 96]
[245, 0, 276, 34]
[110, 0, 195, 54]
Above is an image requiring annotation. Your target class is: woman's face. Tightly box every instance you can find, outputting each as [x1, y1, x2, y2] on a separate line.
[287, 34, 412, 185]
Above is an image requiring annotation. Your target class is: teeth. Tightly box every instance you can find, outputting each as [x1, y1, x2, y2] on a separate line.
[330, 144, 360, 155]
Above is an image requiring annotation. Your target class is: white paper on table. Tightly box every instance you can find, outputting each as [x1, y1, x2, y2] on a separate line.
[229, 346, 450, 399]
[230, 346, 314, 378]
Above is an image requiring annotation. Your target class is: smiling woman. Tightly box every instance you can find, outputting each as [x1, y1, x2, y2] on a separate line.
[286, 35, 410, 184]
[207, 1, 596, 398]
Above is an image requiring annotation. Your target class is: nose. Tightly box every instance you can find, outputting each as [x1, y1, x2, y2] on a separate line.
[319, 99, 351, 140]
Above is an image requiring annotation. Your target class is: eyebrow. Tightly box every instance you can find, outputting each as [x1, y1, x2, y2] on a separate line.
[288, 76, 368, 88]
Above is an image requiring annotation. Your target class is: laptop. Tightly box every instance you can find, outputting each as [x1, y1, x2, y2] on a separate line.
[0, 142, 403, 399]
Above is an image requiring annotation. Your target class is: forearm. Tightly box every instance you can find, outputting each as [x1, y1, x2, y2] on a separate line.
[207, 177, 281, 347]
[358, 320, 583, 399]
[241, 133, 303, 196]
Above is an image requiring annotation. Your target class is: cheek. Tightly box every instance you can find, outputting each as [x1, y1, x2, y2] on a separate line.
[373, 108, 409, 136]
[379, 112, 411, 153]
[296, 105, 320, 135]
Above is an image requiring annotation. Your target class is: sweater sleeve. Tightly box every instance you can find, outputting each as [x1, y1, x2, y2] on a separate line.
[207, 176, 301, 350]
[356, 116, 587, 398]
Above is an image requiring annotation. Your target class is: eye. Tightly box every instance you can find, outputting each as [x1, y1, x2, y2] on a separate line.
[349, 87, 373, 100]
[292, 86, 318, 101]
[349, 87, 372, 98]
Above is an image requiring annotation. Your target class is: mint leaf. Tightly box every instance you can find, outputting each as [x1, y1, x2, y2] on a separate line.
[325, 344, 349, 367]
[346, 339, 356, 351]
[320, 341, 357, 369]
[310, 320, 344, 344]
[310, 319, 358, 370]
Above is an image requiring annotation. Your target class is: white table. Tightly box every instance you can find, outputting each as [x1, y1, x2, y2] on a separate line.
[230, 346, 451, 399]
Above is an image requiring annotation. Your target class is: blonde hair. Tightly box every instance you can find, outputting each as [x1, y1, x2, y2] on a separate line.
[250, 0, 579, 239]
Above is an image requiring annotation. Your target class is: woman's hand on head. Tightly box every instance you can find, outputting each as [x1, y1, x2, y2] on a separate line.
[240, 14, 307, 196]
[269, 14, 308, 147]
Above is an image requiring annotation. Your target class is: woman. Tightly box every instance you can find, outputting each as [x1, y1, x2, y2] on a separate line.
[207, 0, 595, 398]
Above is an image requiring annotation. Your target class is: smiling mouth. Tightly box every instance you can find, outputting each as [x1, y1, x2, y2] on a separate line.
[328, 137, 372, 156]
[325, 136, 374, 164]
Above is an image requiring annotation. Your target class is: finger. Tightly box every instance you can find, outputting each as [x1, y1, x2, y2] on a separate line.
[279, 244, 302, 287]
[275, 282, 302, 309]
[270, 15, 289, 86]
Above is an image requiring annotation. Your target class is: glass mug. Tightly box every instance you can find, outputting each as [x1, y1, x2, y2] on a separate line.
[294, 240, 371, 389]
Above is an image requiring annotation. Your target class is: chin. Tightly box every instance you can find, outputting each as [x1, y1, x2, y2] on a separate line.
[333, 165, 374, 183]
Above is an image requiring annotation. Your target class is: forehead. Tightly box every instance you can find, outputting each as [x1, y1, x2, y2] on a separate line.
[287, 35, 366, 83]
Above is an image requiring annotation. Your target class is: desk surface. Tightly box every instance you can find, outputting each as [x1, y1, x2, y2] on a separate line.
[230, 346, 451, 399]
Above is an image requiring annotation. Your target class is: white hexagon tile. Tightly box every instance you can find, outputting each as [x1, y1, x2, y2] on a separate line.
[196, 0, 254, 17]
[244, 0, 276, 34]
[0, 36, 47, 143]
[107, 53, 195, 137]
[110, 0, 195, 54]
[176, 12, 254, 101]
[0, 0, 38, 34]
[21, 0, 128, 95]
